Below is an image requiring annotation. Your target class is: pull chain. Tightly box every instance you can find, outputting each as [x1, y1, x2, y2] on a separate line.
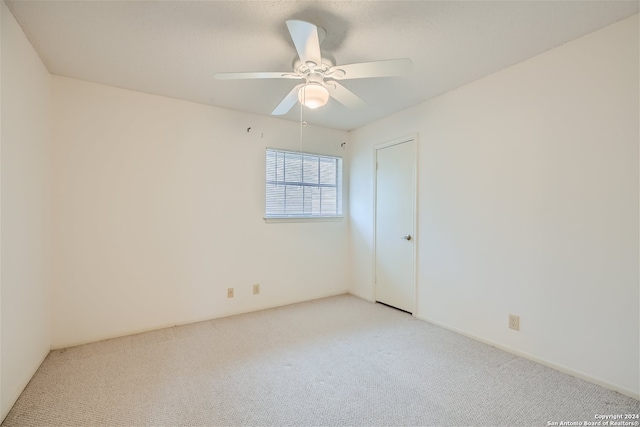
[299, 85, 305, 154]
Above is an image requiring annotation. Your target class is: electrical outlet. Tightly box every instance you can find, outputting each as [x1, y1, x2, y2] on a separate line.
[227, 288, 234, 298]
[509, 314, 520, 331]
[253, 284, 260, 295]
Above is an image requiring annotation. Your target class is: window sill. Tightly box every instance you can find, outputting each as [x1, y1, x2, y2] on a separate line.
[264, 216, 344, 224]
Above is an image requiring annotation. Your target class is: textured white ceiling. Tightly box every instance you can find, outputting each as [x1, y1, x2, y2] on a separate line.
[6, 1, 639, 131]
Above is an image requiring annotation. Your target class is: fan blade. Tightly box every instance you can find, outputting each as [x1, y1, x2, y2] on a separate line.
[286, 20, 322, 66]
[327, 58, 413, 80]
[271, 84, 304, 115]
[327, 82, 366, 109]
[214, 71, 301, 80]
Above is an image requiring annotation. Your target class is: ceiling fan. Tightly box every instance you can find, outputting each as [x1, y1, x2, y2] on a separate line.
[213, 20, 413, 115]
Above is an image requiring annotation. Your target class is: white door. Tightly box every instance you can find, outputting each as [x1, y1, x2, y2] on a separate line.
[375, 138, 416, 313]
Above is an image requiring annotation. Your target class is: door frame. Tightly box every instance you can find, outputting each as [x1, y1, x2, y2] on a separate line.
[372, 134, 418, 315]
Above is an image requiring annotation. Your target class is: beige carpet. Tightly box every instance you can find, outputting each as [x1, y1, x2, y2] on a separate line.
[2, 294, 638, 426]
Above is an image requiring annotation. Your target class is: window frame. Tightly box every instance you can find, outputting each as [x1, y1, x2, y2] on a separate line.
[264, 148, 343, 220]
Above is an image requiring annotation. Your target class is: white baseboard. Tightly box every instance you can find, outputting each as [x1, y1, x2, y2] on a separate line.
[51, 290, 350, 350]
[414, 314, 639, 400]
[346, 290, 375, 303]
[1, 346, 50, 424]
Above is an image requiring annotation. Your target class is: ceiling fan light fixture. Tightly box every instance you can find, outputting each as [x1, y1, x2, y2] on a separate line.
[298, 83, 329, 109]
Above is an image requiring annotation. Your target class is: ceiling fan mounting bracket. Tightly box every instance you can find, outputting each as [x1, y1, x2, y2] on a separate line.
[316, 26, 327, 45]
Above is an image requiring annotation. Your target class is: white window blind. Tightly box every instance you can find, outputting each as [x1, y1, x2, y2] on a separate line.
[266, 148, 343, 218]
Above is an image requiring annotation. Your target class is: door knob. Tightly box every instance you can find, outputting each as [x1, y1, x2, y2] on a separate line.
[402, 234, 412, 241]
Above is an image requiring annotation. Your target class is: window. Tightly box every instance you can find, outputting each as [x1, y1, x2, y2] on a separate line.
[266, 148, 343, 218]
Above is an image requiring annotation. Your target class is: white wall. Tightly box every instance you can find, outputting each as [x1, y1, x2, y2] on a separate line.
[349, 15, 639, 397]
[51, 76, 349, 348]
[1, 0, 52, 419]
